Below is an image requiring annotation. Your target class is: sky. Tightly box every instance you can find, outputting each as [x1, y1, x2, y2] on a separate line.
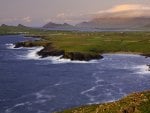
[0, 0, 150, 26]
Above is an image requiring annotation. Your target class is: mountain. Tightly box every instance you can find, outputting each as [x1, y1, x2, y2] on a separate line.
[43, 22, 74, 29]
[76, 5, 150, 30]
[76, 17, 150, 30]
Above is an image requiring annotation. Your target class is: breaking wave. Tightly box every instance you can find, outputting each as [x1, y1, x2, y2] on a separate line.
[18, 46, 98, 64]
[133, 65, 150, 75]
[5, 43, 16, 49]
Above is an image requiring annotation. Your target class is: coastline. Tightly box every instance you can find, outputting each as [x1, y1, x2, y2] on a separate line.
[56, 90, 150, 113]
[14, 41, 150, 61]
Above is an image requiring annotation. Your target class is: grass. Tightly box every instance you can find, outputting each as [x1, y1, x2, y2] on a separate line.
[56, 91, 150, 113]
[42, 32, 150, 55]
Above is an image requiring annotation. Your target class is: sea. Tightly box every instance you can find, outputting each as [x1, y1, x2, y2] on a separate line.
[0, 35, 150, 113]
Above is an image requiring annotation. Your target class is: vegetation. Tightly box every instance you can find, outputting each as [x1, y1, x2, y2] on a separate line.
[56, 90, 150, 113]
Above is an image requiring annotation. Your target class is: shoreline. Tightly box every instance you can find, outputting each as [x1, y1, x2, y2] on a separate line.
[14, 41, 150, 61]
[56, 90, 150, 113]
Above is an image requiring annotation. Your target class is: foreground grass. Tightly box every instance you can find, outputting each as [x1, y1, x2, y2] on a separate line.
[57, 91, 150, 113]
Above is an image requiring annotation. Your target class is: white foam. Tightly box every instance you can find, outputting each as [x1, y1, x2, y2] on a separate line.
[43, 56, 98, 64]
[17, 46, 99, 63]
[14, 102, 31, 107]
[19, 46, 44, 60]
[5, 43, 15, 49]
[5, 43, 24, 49]
[133, 65, 150, 75]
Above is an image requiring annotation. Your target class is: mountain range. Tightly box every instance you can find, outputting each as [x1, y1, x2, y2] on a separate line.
[43, 17, 150, 30]
[43, 5, 150, 30]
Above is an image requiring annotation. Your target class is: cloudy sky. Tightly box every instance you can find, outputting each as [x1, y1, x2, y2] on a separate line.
[0, 0, 150, 26]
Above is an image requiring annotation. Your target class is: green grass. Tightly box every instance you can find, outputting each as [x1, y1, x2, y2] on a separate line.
[56, 91, 150, 113]
[42, 32, 150, 55]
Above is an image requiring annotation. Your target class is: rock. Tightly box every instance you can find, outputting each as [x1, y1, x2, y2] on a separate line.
[62, 52, 103, 61]
[14, 42, 34, 48]
[147, 64, 150, 71]
[141, 54, 150, 58]
[37, 45, 64, 58]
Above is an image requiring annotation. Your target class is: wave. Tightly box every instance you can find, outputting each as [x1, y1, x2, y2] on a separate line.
[5, 43, 16, 49]
[18, 46, 98, 64]
[25, 47, 44, 60]
[5, 43, 24, 49]
[133, 65, 150, 75]
[41, 56, 98, 64]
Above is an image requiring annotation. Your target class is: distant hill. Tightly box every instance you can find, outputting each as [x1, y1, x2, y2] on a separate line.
[17, 24, 28, 28]
[43, 22, 75, 29]
[76, 17, 150, 30]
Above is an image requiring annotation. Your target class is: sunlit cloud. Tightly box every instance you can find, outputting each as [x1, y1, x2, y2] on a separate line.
[94, 4, 150, 18]
[103, 4, 150, 13]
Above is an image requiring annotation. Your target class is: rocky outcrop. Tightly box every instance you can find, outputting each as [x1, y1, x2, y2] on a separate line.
[141, 54, 150, 58]
[14, 41, 35, 48]
[15, 42, 103, 61]
[37, 45, 64, 58]
[62, 52, 103, 61]
[147, 64, 150, 71]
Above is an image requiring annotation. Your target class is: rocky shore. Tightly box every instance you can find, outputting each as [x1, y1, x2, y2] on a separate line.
[15, 41, 103, 61]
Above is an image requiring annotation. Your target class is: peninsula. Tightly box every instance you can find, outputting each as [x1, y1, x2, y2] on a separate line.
[1, 25, 150, 61]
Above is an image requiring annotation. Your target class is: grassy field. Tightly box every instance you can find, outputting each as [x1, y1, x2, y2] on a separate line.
[43, 31, 150, 55]
[57, 91, 150, 113]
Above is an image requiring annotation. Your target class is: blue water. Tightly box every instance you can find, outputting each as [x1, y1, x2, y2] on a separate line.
[0, 35, 150, 113]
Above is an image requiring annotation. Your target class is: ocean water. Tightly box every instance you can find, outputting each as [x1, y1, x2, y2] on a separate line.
[0, 35, 150, 113]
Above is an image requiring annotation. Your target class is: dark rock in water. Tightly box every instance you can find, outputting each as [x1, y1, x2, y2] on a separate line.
[141, 54, 150, 58]
[37, 45, 64, 58]
[147, 64, 150, 71]
[14, 42, 26, 48]
[14, 42, 35, 48]
[62, 52, 103, 61]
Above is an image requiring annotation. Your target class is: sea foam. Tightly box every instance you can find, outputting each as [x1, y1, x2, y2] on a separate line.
[133, 65, 150, 75]
[25, 47, 44, 60]
[5, 43, 16, 49]
[19, 46, 98, 64]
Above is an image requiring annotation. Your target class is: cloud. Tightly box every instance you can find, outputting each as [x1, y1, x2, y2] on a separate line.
[0, 18, 18, 23]
[44, 13, 80, 24]
[22, 16, 32, 23]
[0, 16, 33, 26]
[94, 4, 150, 18]
[56, 13, 66, 18]
[106, 4, 150, 13]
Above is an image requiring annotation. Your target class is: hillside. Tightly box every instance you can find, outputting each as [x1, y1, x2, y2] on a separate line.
[43, 22, 75, 29]
[57, 90, 150, 113]
[76, 17, 150, 30]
